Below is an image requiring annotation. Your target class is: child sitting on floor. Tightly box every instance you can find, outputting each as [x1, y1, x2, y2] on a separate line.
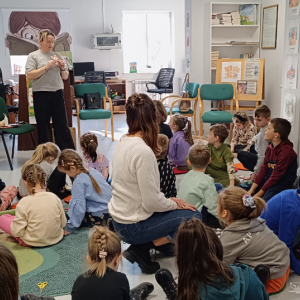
[0, 185, 18, 211]
[168, 114, 194, 170]
[153, 100, 173, 141]
[206, 124, 239, 187]
[58, 150, 112, 235]
[0, 164, 66, 247]
[155, 218, 268, 300]
[156, 134, 177, 198]
[231, 111, 256, 154]
[235, 105, 271, 180]
[218, 186, 290, 294]
[19, 142, 60, 198]
[71, 226, 154, 300]
[80, 133, 110, 181]
[178, 144, 220, 228]
[243, 118, 297, 201]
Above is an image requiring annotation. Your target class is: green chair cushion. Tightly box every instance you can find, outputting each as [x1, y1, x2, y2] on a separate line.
[200, 84, 233, 100]
[202, 111, 234, 123]
[1, 123, 34, 135]
[186, 82, 200, 98]
[79, 109, 112, 120]
[166, 107, 194, 115]
[75, 83, 106, 98]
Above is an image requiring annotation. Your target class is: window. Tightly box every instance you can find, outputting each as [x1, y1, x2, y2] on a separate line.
[123, 12, 174, 73]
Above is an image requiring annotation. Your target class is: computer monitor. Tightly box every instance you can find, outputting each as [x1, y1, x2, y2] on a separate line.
[73, 62, 95, 76]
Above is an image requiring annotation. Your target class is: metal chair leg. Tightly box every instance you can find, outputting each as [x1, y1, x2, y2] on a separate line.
[12, 135, 15, 158]
[1, 133, 13, 170]
[30, 131, 36, 148]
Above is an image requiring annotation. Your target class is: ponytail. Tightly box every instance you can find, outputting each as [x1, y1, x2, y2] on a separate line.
[80, 133, 98, 163]
[249, 196, 266, 218]
[58, 149, 102, 194]
[184, 119, 194, 146]
[173, 114, 194, 146]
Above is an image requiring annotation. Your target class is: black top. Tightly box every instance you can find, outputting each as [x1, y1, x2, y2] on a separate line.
[159, 123, 173, 140]
[71, 268, 130, 300]
[157, 158, 177, 198]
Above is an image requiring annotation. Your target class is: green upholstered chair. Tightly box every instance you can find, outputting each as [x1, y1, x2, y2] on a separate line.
[75, 83, 114, 141]
[199, 84, 240, 140]
[161, 82, 200, 135]
[0, 97, 35, 170]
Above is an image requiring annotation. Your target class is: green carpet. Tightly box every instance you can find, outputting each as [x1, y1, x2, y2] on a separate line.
[1, 227, 89, 297]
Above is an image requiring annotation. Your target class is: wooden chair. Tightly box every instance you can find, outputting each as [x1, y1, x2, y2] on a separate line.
[161, 82, 200, 135]
[75, 83, 114, 141]
[199, 84, 240, 140]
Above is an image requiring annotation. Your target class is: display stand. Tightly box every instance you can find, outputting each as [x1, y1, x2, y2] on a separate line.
[18, 74, 73, 150]
[215, 58, 265, 111]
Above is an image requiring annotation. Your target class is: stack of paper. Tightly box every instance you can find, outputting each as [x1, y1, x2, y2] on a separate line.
[231, 11, 241, 25]
[212, 14, 219, 25]
[217, 13, 232, 25]
[211, 51, 219, 68]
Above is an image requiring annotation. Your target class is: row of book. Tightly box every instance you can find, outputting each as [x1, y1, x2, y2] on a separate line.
[211, 51, 219, 68]
[240, 53, 254, 58]
[215, 11, 240, 25]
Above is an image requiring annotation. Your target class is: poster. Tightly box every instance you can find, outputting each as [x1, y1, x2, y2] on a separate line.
[289, 0, 299, 15]
[10, 55, 27, 75]
[287, 21, 300, 53]
[221, 62, 241, 82]
[27, 78, 36, 125]
[130, 62, 137, 73]
[1, 9, 72, 56]
[237, 80, 257, 95]
[285, 56, 298, 89]
[244, 58, 260, 79]
[283, 92, 296, 122]
[57, 51, 73, 70]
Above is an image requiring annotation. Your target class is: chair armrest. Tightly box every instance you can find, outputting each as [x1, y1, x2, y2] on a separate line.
[161, 95, 180, 103]
[105, 96, 114, 113]
[75, 98, 81, 114]
[146, 82, 158, 91]
[169, 98, 195, 115]
[232, 98, 240, 112]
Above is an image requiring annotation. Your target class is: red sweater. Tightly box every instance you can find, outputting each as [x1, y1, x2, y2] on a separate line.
[254, 140, 297, 192]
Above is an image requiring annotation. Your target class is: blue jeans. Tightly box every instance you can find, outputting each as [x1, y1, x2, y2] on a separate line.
[112, 209, 202, 245]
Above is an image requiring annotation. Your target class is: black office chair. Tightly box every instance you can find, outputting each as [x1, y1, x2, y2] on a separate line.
[146, 68, 175, 99]
[84, 71, 106, 85]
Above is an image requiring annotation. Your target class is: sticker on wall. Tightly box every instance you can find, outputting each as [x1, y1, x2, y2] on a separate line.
[221, 61, 242, 82]
[289, 0, 299, 15]
[130, 62, 137, 73]
[283, 92, 296, 123]
[287, 20, 300, 53]
[284, 56, 298, 89]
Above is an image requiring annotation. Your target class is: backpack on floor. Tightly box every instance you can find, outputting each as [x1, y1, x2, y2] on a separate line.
[292, 224, 300, 261]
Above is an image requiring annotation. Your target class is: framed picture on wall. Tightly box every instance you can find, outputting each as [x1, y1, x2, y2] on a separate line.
[261, 5, 278, 49]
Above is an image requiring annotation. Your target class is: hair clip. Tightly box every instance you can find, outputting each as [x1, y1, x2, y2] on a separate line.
[242, 194, 256, 209]
[90, 140, 94, 143]
[99, 252, 107, 259]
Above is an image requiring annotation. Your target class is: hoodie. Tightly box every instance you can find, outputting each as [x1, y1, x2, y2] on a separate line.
[254, 140, 297, 192]
[199, 263, 269, 300]
[261, 189, 300, 276]
[220, 218, 290, 279]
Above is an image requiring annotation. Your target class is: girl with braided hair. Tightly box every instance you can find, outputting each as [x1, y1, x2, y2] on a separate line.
[58, 149, 112, 235]
[72, 226, 154, 300]
[0, 164, 66, 247]
[80, 133, 110, 181]
[19, 142, 60, 198]
[168, 113, 194, 170]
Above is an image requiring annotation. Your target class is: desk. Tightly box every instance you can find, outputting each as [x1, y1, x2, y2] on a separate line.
[74, 78, 127, 113]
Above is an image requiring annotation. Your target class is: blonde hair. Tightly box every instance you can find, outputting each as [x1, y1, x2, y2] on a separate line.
[88, 226, 121, 277]
[233, 111, 252, 128]
[153, 100, 168, 124]
[218, 187, 266, 226]
[22, 164, 47, 195]
[188, 144, 210, 169]
[21, 142, 60, 173]
[157, 134, 169, 159]
[172, 114, 194, 146]
[57, 149, 102, 194]
[38, 29, 55, 43]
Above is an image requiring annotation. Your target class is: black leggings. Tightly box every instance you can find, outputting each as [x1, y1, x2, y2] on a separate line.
[33, 89, 74, 150]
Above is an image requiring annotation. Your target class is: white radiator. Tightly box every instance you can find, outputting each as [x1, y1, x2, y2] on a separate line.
[131, 80, 163, 100]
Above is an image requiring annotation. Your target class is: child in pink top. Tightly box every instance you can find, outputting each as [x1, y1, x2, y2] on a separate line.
[80, 133, 109, 180]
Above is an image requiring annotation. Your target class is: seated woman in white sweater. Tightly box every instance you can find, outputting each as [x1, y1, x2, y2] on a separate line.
[108, 93, 201, 274]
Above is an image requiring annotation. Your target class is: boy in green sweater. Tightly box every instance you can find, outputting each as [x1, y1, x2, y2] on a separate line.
[206, 124, 239, 187]
[178, 144, 221, 228]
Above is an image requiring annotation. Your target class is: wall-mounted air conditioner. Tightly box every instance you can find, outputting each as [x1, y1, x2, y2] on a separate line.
[93, 33, 121, 50]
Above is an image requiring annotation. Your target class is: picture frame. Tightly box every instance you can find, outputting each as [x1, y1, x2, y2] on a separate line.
[261, 5, 278, 49]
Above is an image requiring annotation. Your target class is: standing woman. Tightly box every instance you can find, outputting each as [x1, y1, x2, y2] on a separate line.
[25, 29, 74, 150]
[109, 93, 201, 275]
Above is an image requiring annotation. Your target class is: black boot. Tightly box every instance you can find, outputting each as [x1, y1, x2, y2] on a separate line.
[20, 294, 55, 300]
[130, 282, 154, 300]
[254, 264, 270, 287]
[123, 242, 160, 274]
[155, 268, 177, 300]
[155, 243, 175, 256]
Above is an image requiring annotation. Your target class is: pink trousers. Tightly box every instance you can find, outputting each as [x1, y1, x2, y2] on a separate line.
[0, 214, 29, 247]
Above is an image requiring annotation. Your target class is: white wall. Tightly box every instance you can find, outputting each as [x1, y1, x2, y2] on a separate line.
[0, 0, 185, 95]
[260, 0, 285, 118]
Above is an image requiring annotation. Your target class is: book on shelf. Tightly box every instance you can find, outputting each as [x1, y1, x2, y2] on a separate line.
[212, 14, 219, 25]
[240, 53, 253, 58]
[239, 4, 257, 25]
[211, 51, 219, 68]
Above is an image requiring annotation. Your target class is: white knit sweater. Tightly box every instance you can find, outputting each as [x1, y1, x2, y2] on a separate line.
[108, 136, 177, 224]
